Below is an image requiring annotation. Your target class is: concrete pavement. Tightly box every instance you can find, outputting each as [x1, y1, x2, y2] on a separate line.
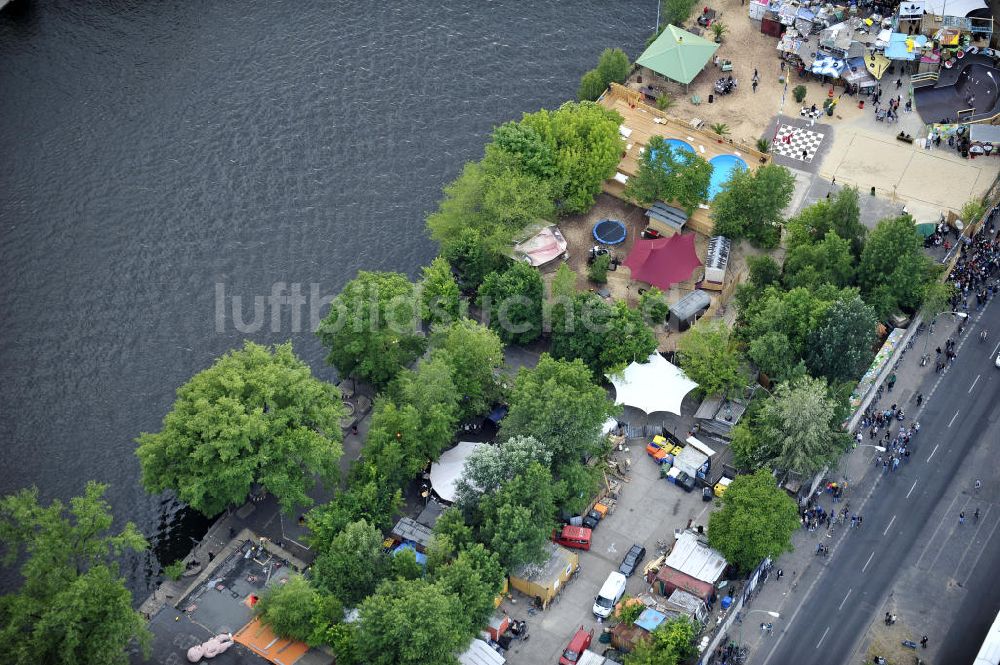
[737, 297, 1000, 665]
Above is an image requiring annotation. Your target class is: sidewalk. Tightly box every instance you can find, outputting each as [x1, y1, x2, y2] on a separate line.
[736, 312, 968, 662]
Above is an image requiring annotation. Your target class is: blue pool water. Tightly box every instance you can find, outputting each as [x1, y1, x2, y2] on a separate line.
[664, 138, 694, 154]
[708, 154, 748, 200]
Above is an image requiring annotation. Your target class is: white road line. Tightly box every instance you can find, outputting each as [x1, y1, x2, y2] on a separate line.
[927, 444, 940, 462]
[915, 493, 963, 569]
[862, 551, 875, 572]
[883, 515, 896, 536]
[816, 626, 830, 649]
[838, 588, 853, 611]
[962, 516, 1000, 586]
[906, 480, 918, 498]
[991, 339, 1000, 357]
[968, 374, 981, 393]
[948, 410, 960, 427]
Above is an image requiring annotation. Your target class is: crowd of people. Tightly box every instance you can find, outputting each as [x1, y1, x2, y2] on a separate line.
[947, 208, 1000, 312]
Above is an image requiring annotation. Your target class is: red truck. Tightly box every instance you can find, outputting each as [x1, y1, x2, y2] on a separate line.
[552, 525, 592, 551]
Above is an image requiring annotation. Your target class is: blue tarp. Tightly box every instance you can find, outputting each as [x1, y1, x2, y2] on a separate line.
[636, 608, 667, 632]
[884, 33, 927, 60]
[811, 55, 847, 77]
[393, 542, 428, 566]
[487, 404, 508, 425]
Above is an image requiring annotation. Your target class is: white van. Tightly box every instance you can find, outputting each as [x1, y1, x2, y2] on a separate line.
[592, 571, 627, 618]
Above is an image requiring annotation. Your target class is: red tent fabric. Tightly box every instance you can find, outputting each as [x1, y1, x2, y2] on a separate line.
[623, 234, 702, 289]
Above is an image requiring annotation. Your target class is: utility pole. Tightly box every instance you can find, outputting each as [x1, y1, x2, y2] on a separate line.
[656, 0, 661, 33]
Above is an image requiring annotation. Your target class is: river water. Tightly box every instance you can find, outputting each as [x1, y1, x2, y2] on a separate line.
[0, 0, 653, 592]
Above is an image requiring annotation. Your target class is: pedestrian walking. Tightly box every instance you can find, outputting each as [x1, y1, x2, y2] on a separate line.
[960, 511, 966, 525]
[974, 508, 980, 521]
[896, 77, 902, 89]
[752, 79, 758, 93]
[887, 373, 897, 391]
[921, 636, 928, 648]
[857, 515, 863, 528]
[916, 393, 923, 406]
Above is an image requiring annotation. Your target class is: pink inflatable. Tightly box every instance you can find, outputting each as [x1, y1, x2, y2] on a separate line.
[187, 633, 234, 662]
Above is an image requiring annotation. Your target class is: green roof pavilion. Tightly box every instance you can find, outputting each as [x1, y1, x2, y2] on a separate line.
[636, 24, 720, 86]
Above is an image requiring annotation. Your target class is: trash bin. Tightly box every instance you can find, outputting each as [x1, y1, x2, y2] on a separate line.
[708, 94, 714, 104]
[721, 596, 733, 610]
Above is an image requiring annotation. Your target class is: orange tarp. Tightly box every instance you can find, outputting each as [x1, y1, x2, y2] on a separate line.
[234, 617, 309, 665]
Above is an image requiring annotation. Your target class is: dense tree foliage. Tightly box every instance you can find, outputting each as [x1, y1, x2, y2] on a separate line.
[0, 482, 150, 665]
[578, 69, 606, 101]
[858, 215, 937, 318]
[708, 469, 800, 572]
[738, 285, 846, 367]
[710, 164, 795, 248]
[549, 294, 658, 376]
[420, 257, 461, 326]
[625, 616, 698, 665]
[783, 231, 856, 290]
[639, 286, 670, 324]
[312, 519, 389, 607]
[431, 544, 505, 635]
[430, 319, 505, 422]
[317, 271, 426, 388]
[501, 354, 618, 470]
[255, 574, 342, 646]
[441, 227, 508, 289]
[785, 187, 865, 256]
[597, 48, 631, 87]
[479, 462, 557, 569]
[804, 294, 877, 383]
[305, 466, 403, 547]
[550, 262, 578, 300]
[625, 136, 713, 214]
[137, 341, 344, 515]
[454, 436, 552, 508]
[478, 262, 544, 344]
[675, 320, 746, 397]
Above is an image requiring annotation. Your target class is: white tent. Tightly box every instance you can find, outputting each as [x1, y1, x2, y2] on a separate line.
[430, 441, 487, 503]
[923, 0, 987, 15]
[606, 353, 698, 416]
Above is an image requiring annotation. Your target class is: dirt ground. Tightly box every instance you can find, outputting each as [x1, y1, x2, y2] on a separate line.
[630, 0, 837, 145]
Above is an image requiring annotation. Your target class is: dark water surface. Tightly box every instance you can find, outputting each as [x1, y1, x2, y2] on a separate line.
[0, 0, 653, 592]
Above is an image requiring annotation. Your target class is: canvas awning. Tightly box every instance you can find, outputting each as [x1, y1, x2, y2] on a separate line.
[623, 233, 702, 290]
[865, 51, 890, 79]
[924, 0, 988, 15]
[637, 25, 720, 85]
[606, 353, 698, 416]
[429, 441, 487, 503]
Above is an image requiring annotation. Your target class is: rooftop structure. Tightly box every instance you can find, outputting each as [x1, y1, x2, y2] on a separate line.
[664, 531, 727, 584]
[636, 25, 719, 86]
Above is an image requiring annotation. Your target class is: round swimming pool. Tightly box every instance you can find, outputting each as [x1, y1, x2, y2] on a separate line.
[663, 138, 694, 154]
[708, 154, 748, 200]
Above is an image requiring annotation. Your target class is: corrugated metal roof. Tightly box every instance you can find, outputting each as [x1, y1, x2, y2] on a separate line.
[664, 532, 727, 583]
[391, 517, 433, 548]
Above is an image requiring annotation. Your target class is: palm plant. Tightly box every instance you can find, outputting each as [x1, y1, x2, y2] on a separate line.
[711, 122, 731, 137]
[711, 21, 728, 42]
[756, 138, 771, 153]
[656, 94, 676, 112]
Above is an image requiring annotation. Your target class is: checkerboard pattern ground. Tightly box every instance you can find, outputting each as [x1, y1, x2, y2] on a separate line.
[800, 106, 823, 119]
[772, 124, 826, 162]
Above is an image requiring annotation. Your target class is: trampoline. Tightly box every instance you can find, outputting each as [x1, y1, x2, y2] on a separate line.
[707, 154, 749, 200]
[593, 219, 627, 245]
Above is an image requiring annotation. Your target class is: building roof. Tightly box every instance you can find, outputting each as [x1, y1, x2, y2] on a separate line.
[458, 639, 505, 665]
[636, 25, 720, 85]
[623, 233, 702, 290]
[669, 289, 711, 322]
[664, 532, 727, 584]
[511, 541, 577, 584]
[645, 201, 689, 231]
[655, 566, 715, 601]
[635, 608, 668, 632]
[391, 517, 434, 549]
[607, 353, 698, 417]
[415, 500, 446, 529]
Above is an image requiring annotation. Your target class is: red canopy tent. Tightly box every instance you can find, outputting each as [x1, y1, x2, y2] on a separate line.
[623, 234, 702, 290]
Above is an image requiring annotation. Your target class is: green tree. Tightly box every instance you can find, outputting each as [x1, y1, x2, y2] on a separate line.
[455, 435, 552, 508]
[550, 262, 578, 300]
[805, 294, 877, 383]
[427, 161, 487, 244]
[597, 48, 631, 86]
[756, 375, 848, 475]
[481, 159, 556, 231]
[501, 354, 618, 469]
[356, 579, 467, 665]
[960, 198, 987, 226]
[305, 468, 403, 548]
[786, 187, 865, 255]
[478, 262, 544, 344]
[390, 547, 424, 581]
[783, 231, 856, 290]
[0, 482, 150, 665]
[625, 616, 698, 665]
[675, 320, 746, 397]
[254, 575, 342, 646]
[588, 253, 611, 283]
[858, 216, 937, 318]
[708, 469, 800, 572]
[520, 101, 623, 214]
[480, 463, 557, 569]
[710, 164, 795, 248]
[312, 519, 389, 607]
[922, 281, 955, 319]
[420, 257, 461, 326]
[625, 136, 713, 214]
[747, 331, 804, 384]
[550, 295, 658, 376]
[739, 285, 843, 361]
[441, 227, 507, 289]
[486, 121, 556, 180]
[433, 507, 475, 553]
[137, 341, 344, 516]
[793, 85, 807, 103]
[552, 460, 603, 516]
[663, 0, 698, 25]
[578, 68, 606, 101]
[430, 318, 505, 421]
[432, 544, 505, 636]
[639, 286, 670, 324]
[317, 271, 426, 389]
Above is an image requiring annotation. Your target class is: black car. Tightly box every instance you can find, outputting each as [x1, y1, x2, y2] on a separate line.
[619, 543, 647, 577]
[582, 509, 602, 530]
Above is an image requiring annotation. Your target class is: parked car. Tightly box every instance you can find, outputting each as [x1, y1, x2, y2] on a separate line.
[582, 509, 602, 530]
[559, 626, 594, 664]
[552, 525, 592, 551]
[593, 571, 628, 618]
[619, 543, 647, 577]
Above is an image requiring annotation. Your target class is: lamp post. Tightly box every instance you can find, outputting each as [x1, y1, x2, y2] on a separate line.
[655, 0, 661, 33]
[739, 609, 781, 647]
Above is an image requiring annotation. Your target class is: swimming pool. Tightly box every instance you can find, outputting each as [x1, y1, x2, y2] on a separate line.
[708, 154, 748, 200]
[663, 138, 694, 154]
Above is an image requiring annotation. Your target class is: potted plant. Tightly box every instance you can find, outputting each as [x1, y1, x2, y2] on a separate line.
[711, 123, 731, 142]
[756, 138, 771, 153]
[711, 22, 728, 43]
[793, 85, 807, 103]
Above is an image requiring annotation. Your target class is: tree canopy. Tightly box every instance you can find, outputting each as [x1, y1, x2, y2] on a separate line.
[785, 187, 865, 256]
[858, 215, 937, 318]
[782, 231, 856, 290]
[501, 354, 618, 470]
[317, 271, 427, 388]
[478, 262, 544, 345]
[804, 294, 877, 384]
[625, 137, 713, 214]
[479, 462, 557, 569]
[549, 294, 658, 376]
[597, 48, 631, 87]
[707, 469, 800, 572]
[420, 257, 461, 326]
[454, 435, 552, 508]
[136, 341, 344, 515]
[578, 68, 606, 101]
[312, 519, 390, 607]
[710, 164, 795, 248]
[430, 319, 505, 422]
[254, 574, 341, 646]
[625, 616, 698, 665]
[675, 319, 746, 397]
[0, 482, 150, 665]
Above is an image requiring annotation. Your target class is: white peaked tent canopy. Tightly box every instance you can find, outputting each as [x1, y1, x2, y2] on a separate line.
[607, 353, 699, 416]
[429, 441, 487, 503]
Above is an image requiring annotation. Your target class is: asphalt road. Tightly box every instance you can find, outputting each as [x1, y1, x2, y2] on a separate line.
[758, 300, 1000, 665]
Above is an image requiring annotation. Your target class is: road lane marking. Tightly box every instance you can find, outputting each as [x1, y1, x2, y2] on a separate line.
[991, 340, 1000, 357]
[915, 493, 963, 569]
[883, 515, 896, 536]
[968, 374, 981, 393]
[927, 444, 939, 462]
[906, 481, 918, 498]
[838, 588, 853, 611]
[948, 410, 960, 427]
[816, 626, 830, 649]
[962, 515, 1000, 586]
[863, 551, 875, 572]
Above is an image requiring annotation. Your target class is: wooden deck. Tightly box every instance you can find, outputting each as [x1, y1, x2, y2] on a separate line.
[597, 83, 771, 236]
